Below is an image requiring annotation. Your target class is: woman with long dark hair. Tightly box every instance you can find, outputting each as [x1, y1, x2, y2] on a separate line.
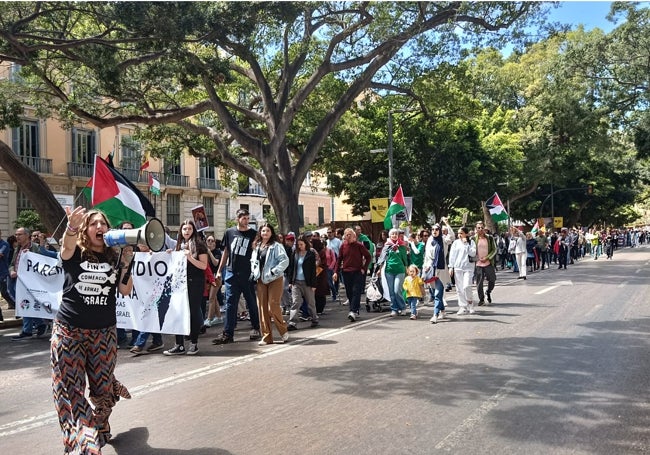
[250, 223, 290, 345]
[163, 219, 208, 356]
[448, 226, 477, 315]
[51, 207, 134, 453]
[287, 234, 319, 331]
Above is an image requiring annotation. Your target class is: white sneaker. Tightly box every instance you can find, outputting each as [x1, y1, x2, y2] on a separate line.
[282, 331, 290, 343]
[343, 299, 350, 306]
[348, 311, 357, 322]
[186, 343, 199, 355]
[469, 309, 476, 314]
[203, 318, 212, 327]
[258, 340, 269, 346]
[430, 314, 437, 324]
[390, 310, 398, 317]
[439, 311, 446, 320]
[456, 309, 468, 315]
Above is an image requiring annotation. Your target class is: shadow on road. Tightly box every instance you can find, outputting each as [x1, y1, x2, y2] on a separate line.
[109, 427, 232, 455]
[295, 314, 650, 454]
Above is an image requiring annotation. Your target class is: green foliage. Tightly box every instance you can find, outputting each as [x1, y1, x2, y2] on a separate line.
[14, 210, 47, 233]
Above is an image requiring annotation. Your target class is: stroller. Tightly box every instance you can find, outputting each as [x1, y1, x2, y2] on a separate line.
[365, 274, 390, 312]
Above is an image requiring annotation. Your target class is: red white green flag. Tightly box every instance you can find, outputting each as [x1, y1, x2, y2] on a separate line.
[531, 219, 540, 234]
[149, 173, 161, 196]
[486, 192, 509, 223]
[82, 155, 155, 228]
[384, 185, 406, 229]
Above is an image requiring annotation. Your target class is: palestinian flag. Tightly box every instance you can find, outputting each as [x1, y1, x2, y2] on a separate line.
[82, 155, 155, 228]
[486, 192, 509, 223]
[384, 185, 406, 229]
[531, 219, 540, 235]
[149, 174, 161, 196]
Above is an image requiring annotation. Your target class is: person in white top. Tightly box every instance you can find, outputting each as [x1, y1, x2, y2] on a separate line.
[447, 226, 477, 315]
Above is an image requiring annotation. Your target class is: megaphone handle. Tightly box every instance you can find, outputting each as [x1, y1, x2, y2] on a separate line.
[121, 254, 136, 285]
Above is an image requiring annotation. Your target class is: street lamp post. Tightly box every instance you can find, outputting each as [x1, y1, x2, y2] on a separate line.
[370, 148, 390, 200]
[372, 108, 418, 200]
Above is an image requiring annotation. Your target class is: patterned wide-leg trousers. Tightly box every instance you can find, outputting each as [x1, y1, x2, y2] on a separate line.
[51, 320, 130, 454]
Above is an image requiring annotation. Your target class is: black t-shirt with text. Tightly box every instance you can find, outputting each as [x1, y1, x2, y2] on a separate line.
[56, 246, 119, 329]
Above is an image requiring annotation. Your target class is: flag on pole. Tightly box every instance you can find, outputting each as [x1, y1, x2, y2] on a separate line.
[82, 155, 155, 228]
[139, 152, 150, 173]
[384, 185, 407, 229]
[486, 192, 509, 223]
[149, 174, 161, 196]
[531, 219, 539, 235]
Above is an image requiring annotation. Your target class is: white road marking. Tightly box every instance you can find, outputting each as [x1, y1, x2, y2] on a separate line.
[535, 285, 558, 295]
[0, 315, 389, 438]
[435, 378, 518, 451]
[618, 281, 628, 288]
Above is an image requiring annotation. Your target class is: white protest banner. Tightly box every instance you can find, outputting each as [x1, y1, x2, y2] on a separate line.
[118, 251, 189, 335]
[15, 252, 63, 320]
[16, 251, 190, 335]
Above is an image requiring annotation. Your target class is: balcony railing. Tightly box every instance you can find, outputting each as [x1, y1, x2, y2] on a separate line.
[240, 186, 266, 196]
[196, 177, 221, 190]
[164, 173, 189, 187]
[67, 162, 94, 178]
[119, 168, 149, 183]
[20, 156, 52, 174]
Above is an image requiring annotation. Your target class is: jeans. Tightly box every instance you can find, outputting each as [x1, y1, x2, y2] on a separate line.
[223, 269, 259, 338]
[22, 316, 45, 335]
[8, 276, 16, 302]
[0, 277, 15, 307]
[341, 270, 364, 314]
[385, 272, 406, 312]
[133, 331, 163, 348]
[475, 265, 496, 302]
[427, 276, 445, 315]
[326, 269, 338, 299]
[407, 297, 419, 316]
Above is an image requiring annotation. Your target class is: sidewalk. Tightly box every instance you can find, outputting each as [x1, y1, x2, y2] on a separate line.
[0, 299, 22, 330]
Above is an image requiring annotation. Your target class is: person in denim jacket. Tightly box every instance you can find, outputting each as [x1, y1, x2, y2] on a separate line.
[250, 223, 290, 345]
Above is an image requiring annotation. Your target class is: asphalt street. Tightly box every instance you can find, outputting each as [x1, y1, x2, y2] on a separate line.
[1, 245, 649, 454]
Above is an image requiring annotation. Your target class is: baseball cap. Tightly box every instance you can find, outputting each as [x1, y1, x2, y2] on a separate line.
[285, 232, 295, 240]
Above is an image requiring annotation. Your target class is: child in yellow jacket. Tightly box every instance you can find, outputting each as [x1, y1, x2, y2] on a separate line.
[403, 264, 425, 320]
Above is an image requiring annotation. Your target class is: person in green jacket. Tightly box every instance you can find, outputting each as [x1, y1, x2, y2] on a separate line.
[376, 228, 408, 316]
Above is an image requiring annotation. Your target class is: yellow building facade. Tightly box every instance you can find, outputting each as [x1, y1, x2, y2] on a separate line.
[0, 108, 356, 237]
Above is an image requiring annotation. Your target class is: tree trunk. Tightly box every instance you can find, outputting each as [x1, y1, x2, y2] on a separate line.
[0, 141, 66, 237]
[265, 177, 301, 235]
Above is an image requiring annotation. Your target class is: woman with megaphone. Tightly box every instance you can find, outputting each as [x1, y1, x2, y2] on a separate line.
[163, 218, 209, 356]
[50, 206, 134, 453]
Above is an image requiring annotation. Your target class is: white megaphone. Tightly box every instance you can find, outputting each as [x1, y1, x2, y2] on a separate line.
[103, 218, 166, 252]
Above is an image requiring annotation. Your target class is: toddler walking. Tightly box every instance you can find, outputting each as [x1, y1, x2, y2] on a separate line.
[403, 264, 425, 320]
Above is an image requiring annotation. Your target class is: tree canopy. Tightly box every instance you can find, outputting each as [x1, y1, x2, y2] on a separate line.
[1, 2, 648, 234]
[0, 1, 546, 233]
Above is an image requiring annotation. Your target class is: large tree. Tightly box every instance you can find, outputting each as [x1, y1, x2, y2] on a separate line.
[0, 1, 545, 233]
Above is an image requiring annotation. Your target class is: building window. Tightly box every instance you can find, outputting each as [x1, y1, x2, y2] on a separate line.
[120, 136, 142, 170]
[263, 204, 271, 218]
[239, 204, 249, 213]
[202, 197, 214, 227]
[16, 190, 34, 217]
[318, 206, 325, 226]
[298, 204, 304, 227]
[199, 157, 216, 179]
[166, 194, 180, 226]
[71, 128, 96, 164]
[12, 120, 40, 159]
